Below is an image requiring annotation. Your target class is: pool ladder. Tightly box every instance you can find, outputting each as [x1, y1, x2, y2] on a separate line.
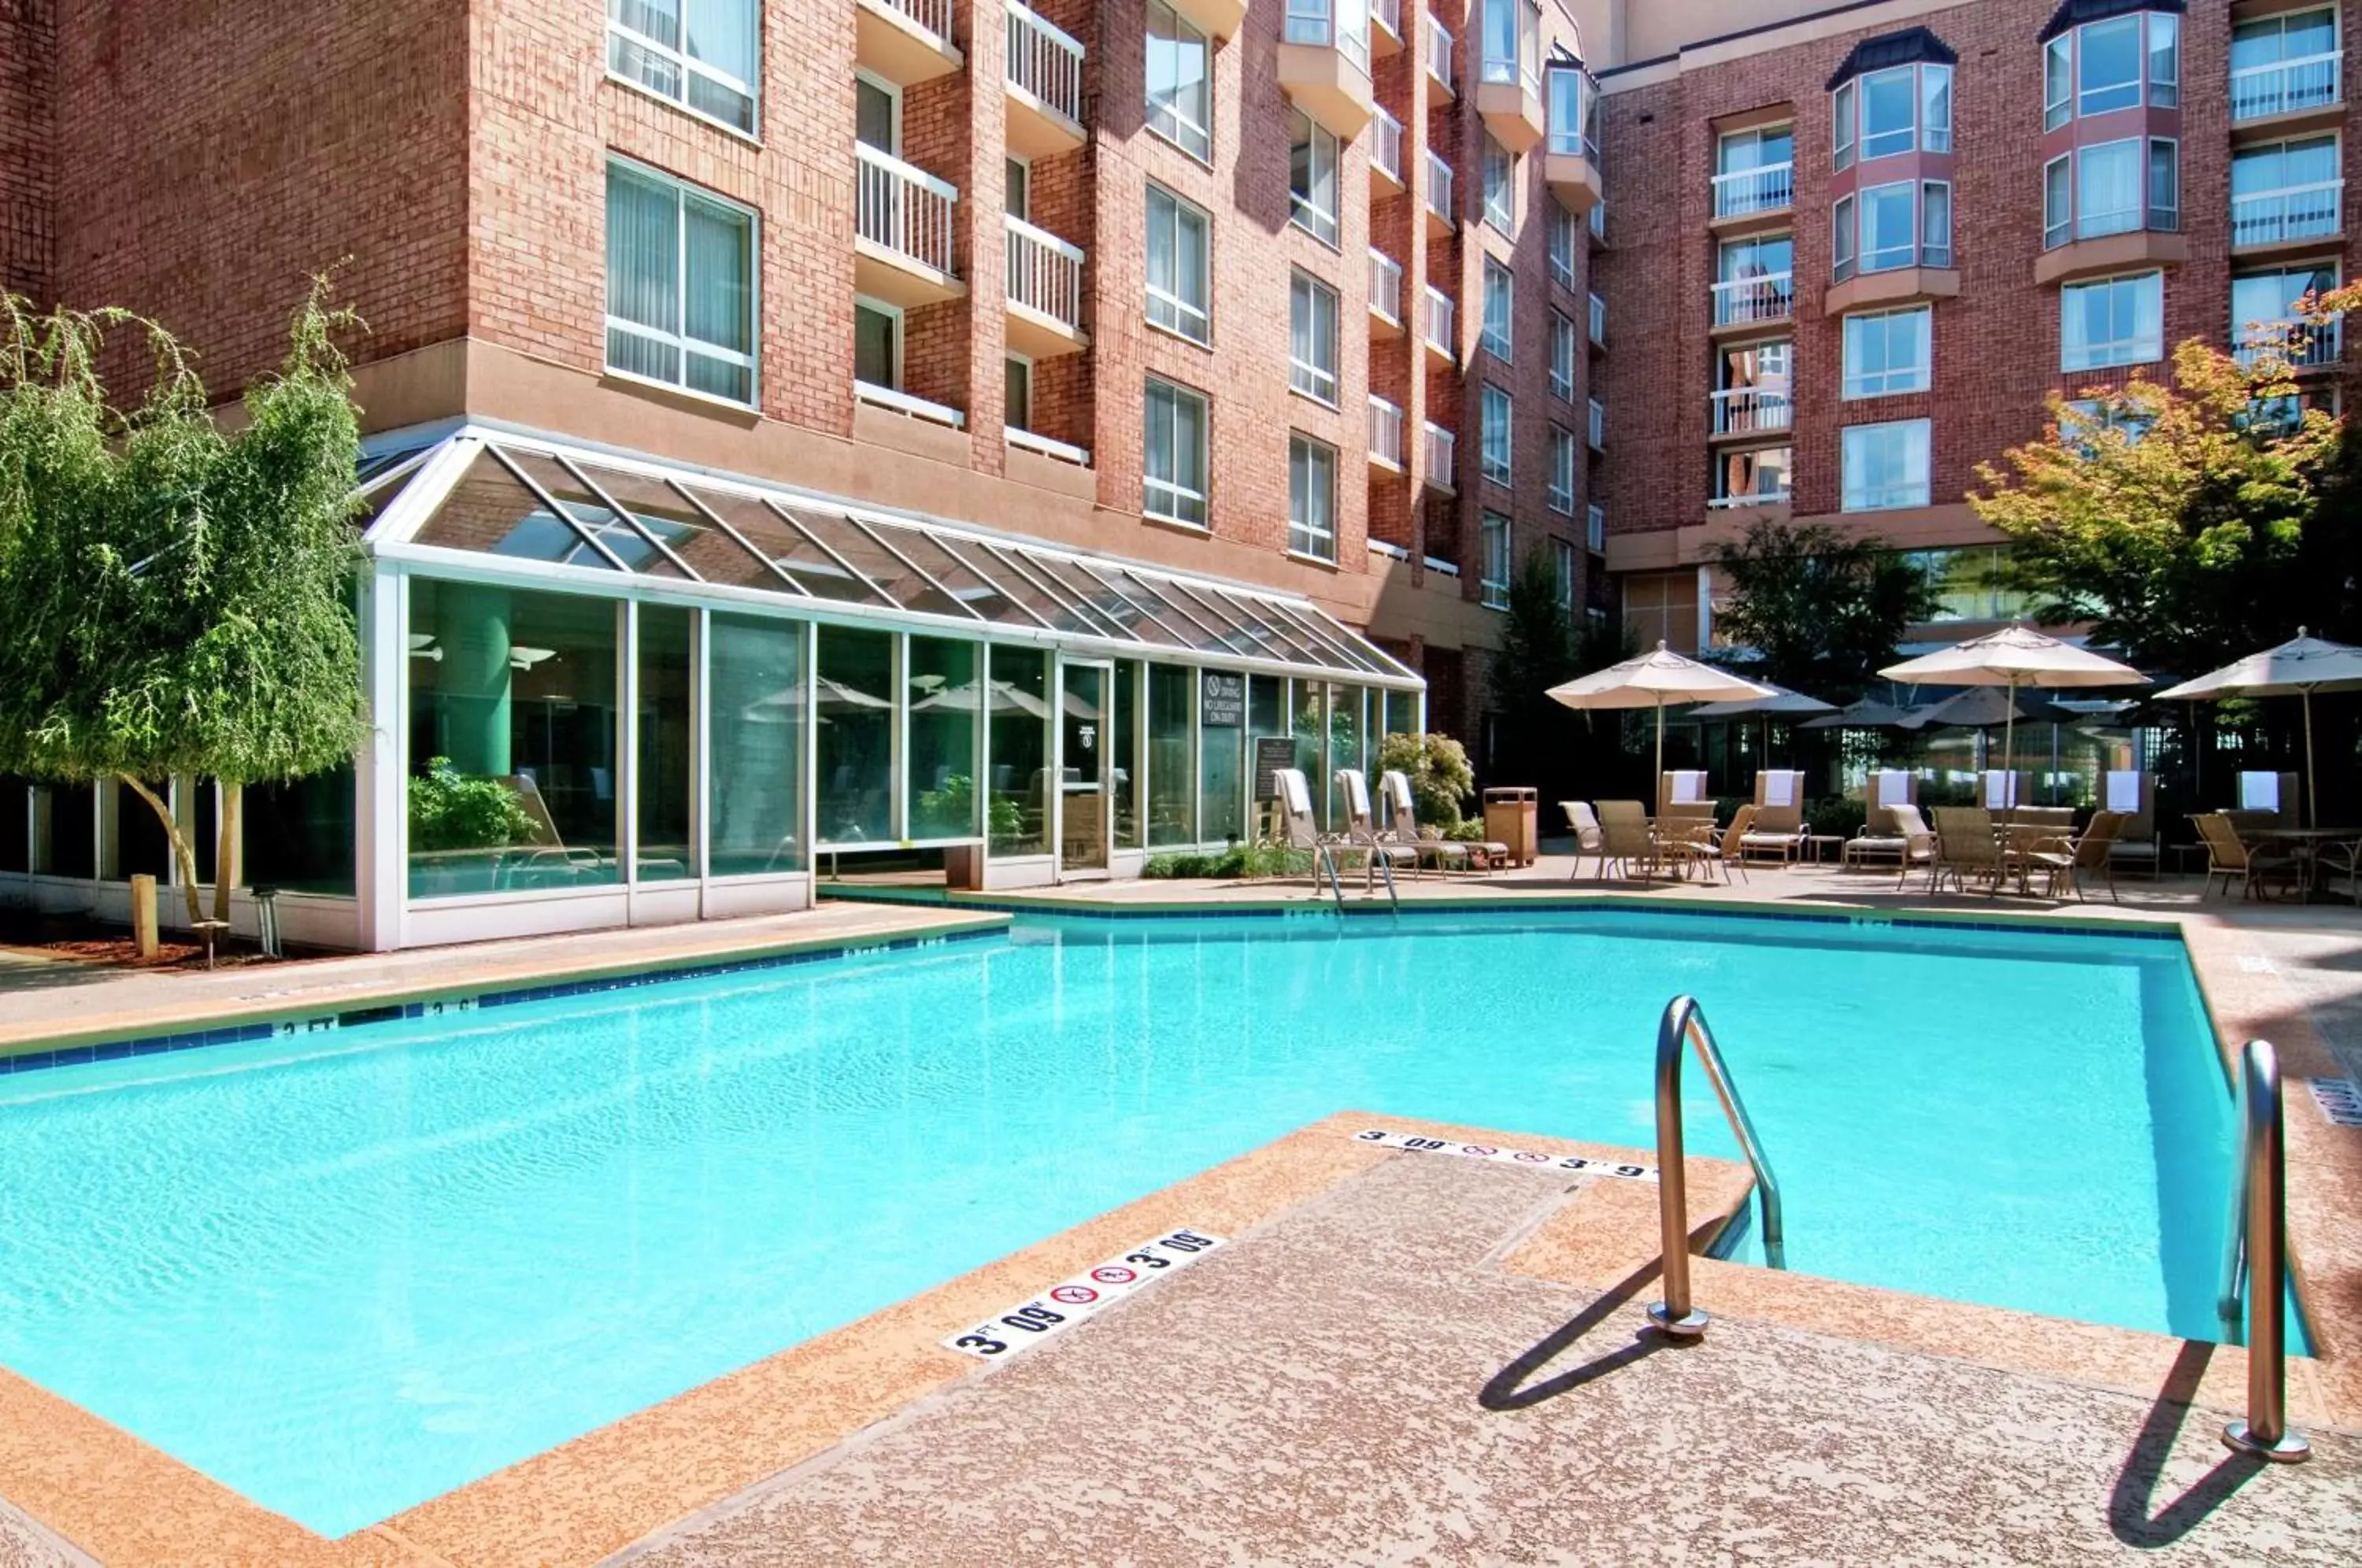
[2216, 1038, 2310, 1463]
[1314, 841, 1398, 912]
[1646, 996, 1785, 1341]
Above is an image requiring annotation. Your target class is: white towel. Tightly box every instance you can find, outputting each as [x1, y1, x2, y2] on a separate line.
[1669, 770, 1707, 804]
[1381, 771, 1414, 823]
[1982, 771, 2020, 808]
[2105, 771, 2142, 812]
[1763, 771, 1798, 807]
[1337, 768, 1372, 823]
[2240, 772, 2280, 811]
[1873, 768, 1911, 805]
[1278, 768, 1313, 816]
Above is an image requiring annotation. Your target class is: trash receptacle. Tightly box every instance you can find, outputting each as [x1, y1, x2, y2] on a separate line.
[1483, 787, 1539, 867]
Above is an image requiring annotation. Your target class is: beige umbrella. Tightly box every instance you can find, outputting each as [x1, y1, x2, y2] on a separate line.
[2155, 628, 2362, 826]
[1548, 642, 1776, 791]
[1881, 627, 2146, 808]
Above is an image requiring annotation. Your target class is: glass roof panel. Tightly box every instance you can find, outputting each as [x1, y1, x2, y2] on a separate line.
[867, 520, 1041, 631]
[1303, 604, 1416, 678]
[500, 449, 689, 578]
[1257, 597, 1379, 674]
[734, 497, 892, 606]
[1024, 553, 1178, 645]
[1087, 565, 1232, 653]
[781, 505, 975, 618]
[959, 542, 1105, 637]
[832, 514, 985, 623]
[413, 449, 623, 572]
[1178, 582, 1319, 664]
[557, 457, 771, 586]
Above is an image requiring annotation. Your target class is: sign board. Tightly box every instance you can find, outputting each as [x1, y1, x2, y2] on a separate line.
[1253, 736, 1295, 801]
[1201, 671, 1244, 728]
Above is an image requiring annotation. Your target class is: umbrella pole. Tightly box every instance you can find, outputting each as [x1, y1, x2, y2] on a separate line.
[1654, 697, 1666, 814]
[2000, 679, 2018, 820]
[2303, 687, 2317, 827]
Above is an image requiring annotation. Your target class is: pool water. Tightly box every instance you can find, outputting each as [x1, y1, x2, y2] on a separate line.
[0, 910, 2269, 1534]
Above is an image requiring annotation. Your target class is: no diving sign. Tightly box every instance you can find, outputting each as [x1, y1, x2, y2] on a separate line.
[944, 1228, 1226, 1360]
[1352, 1127, 1657, 1182]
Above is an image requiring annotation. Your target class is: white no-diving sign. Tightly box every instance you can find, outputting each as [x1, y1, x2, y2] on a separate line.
[944, 1228, 1227, 1360]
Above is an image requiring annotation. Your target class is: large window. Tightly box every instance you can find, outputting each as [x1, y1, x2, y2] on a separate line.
[853, 298, 900, 390]
[1481, 257, 1513, 361]
[606, 0, 759, 135]
[1289, 433, 1338, 561]
[1842, 306, 1931, 399]
[1834, 61, 1951, 168]
[708, 612, 805, 877]
[1715, 124, 1795, 217]
[1480, 512, 1512, 609]
[1841, 419, 1931, 512]
[2231, 8, 2341, 121]
[1549, 309, 1575, 400]
[1547, 426, 1576, 514]
[2061, 272, 2163, 371]
[909, 637, 980, 840]
[1200, 673, 1245, 844]
[1479, 383, 1512, 485]
[605, 159, 757, 405]
[816, 625, 894, 844]
[1290, 109, 1341, 246]
[1144, 376, 1210, 526]
[2231, 136, 2342, 248]
[1905, 545, 2036, 623]
[1146, 1, 1212, 161]
[1482, 136, 1515, 231]
[1290, 271, 1340, 404]
[1146, 183, 1212, 344]
[987, 645, 1050, 856]
[2044, 139, 2178, 248]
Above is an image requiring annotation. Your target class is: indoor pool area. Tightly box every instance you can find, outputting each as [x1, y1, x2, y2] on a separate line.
[0, 906, 2297, 1539]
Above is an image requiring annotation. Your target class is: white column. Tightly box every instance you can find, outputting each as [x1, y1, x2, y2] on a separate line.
[355, 561, 408, 952]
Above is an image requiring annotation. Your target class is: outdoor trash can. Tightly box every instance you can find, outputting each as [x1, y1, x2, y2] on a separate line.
[1483, 787, 1538, 867]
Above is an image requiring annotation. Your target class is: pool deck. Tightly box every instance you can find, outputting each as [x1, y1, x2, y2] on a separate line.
[0, 864, 2357, 1562]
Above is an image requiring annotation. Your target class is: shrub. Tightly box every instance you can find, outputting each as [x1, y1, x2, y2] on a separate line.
[1805, 797, 1867, 839]
[408, 758, 539, 852]
[1372, 732, 1475, 827]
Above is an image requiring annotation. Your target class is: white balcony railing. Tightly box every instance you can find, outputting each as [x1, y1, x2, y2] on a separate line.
[1007, 426, 1092, 466]
[857, 380, 967, 429]
[1423, 283, 1454, 354]
[1712, 162, 1794, 219]
[1587, 398, 1605, 449]
[1711, 387, 1793, 435]
[1588, 292, 1606, 346]
[1372, 105, 1405, 184]
[1427, 13, 1454, 94]
[1372, 0, 1401, 43]
[1005, 215, 1086, 332]
[2231, 183, 2344, 248]
[1712, 271, 1794, 327]
[1368, 395, 1405, 468]
[2236, 317, 2344, 372]
[1368, 248, 1403, 324]
[1423, 420, 1456, 491]
[2231, 54, 2342, 123]
[1005, 3, 1085, 127]
[875, 0, 953, 43]
[857, 143, 959, 276]
[1425, 149, 1453, 223]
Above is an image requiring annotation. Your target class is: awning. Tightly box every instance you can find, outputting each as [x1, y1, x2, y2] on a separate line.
[357, 427, 1421, 690]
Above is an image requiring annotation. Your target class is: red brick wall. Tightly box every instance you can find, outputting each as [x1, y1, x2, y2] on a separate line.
[0, 0, 52, 305]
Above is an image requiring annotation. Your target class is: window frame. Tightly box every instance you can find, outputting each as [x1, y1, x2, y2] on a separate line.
[1290, 109, 1342, 247]
[1839, 418, 1933, 512]
[1482, 135, 1516, 232]
[1548, 309, 1575, 401]
[1548, 201, 1576, 287]
[2076, 13, 2145, 117]
[2044, 35, 2073, 131]
[1146, 0, 1215, 164]
[1289, 269, 1342, 406]
[1547, 426, 1577, 515]
[1480, 255, 1514, 362]
[1479, 383, 1513, 486]
[853, 294, 903, 391]
[1288, 431, 1339, 562]
[604, 154, 761, 409]
[1145, 182, 1213, 346]
[1143, 375, 1212, 527]
[1553, 537, 1576, 609]
[605, 0, 762, 141]
[1586, 502, 1606, 555]
[1841, 305, 1932, 401]
[1833, 80, 1857, 170]
[1480, 512, 1512, 609]
[2060, 270, 2164, 372]
[1004, 352, 1034, 433]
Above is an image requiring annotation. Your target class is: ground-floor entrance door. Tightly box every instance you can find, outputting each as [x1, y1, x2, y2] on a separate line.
[1058, 661, 1111, 876]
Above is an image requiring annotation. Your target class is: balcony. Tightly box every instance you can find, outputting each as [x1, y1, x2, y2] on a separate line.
[1710, 387, 1792, 438]
[854, 145, 964, 306]
[2236, 317, 2345, 374]
[1368, 248, 1404, 336]
[1542, 65, 1602, 215]
[1371, 0, 1402, 57]
[1427, 15, 1455, 98]
[1005, 3, 1086, 158]
[1368, 395, 1405, 470]
[1004, 215, 1088, 357]
[2231, 182, 2345, 252]
[1165, 0, 1247, 43]
[1279, 1, 1376, 139]
[1372, 106, 1405, 197]
[1422, 421, 1456, 493]
[2231, 52, 2342, 130]
[1587, 398, 1605, 450]
[1422, 283, 1455, 366]
[855, 0, 961, 87]
[1588, 291, 1606, 347]
[1711, 271, 1793, 332]
[1712, 162, 1794, 225]
[1709, 446, 1791, 510]
[1423, 150, 1454, 237]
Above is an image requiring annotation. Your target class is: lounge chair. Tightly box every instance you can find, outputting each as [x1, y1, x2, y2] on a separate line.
[1890, 803, 1938, 891]
[1386, 771, 1468, 878]
[1272, 767, 1347, 893]
[1593, 801, 1660, 882]
[2102, 771, 2161, 878]
[1842, 803, 1907, 870]
[1336, 769, 1419, 889]
[496, 773, 614, 888]
[1930, 807, 2017, 896]
[2023, 810, 2127, 902]
[2192, 812, 2300, 901]
[1560, 801, 1605, 882]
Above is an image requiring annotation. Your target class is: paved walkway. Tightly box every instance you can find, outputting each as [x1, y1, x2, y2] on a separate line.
[617, 1151, 2361, 1567]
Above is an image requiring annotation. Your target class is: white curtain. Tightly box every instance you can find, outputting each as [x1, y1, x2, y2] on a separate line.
[683, 195, 753, 400]
[606, 165, 680, 383]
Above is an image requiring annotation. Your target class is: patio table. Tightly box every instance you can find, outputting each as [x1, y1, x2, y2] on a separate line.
[2248, 827, 2362, 901]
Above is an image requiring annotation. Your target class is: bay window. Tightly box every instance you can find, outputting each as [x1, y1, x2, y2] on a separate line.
[1834, 180, 1951, 279]
[2042, 139, 2178, 249]
[605, 158, 757, 406]
[1836, 61, 1950, 168]
[2044, 8, 2180, 126]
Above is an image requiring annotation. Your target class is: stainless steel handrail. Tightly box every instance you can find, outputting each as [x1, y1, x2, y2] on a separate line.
[2218, 1038, 2311, 1462]
[1647, 995, 1786, 1341]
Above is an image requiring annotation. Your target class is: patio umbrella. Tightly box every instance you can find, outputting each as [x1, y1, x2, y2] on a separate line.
[1881, 626, 2147, 810]
[2155, 628, 2362, 826]
[1547, 643, 1775, 793]
[1901, 687, 2076, 732]
[1685, 682, 1836, 766]
[1798, 697, 1923, 731]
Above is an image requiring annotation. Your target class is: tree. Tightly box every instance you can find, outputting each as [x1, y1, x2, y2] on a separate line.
[1484, 545, 1636, 798]
[1711, 519, 1936, 702]
[0, 286, 366, 925]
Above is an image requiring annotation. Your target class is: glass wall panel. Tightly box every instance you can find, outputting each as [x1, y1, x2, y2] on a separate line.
[408, 581, 621, 897]
[638, 605, 694, 879]
[0, 777, 27, 873]
[909, 636, 981, 840]
[709, 612, 805, 875]
[1248, 675, 1286, 840]
[1114, 660, 1143, 850]
[987, 645, 1050, 856]
[31, 784, 94, 878]
[1292, 680, 1326, 830]
[1384, 690, 1420, 745]
[1147, 663, 1197, 846]
[110, 782, 173, 882]
[1327, 686, 1366, 824]
[816, 624, 894, 844]
[1199, 671, 1245, 845]
[243, 768, 357, 895]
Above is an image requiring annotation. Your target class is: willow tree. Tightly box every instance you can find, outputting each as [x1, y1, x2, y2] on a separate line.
[0, 287, 366, 924]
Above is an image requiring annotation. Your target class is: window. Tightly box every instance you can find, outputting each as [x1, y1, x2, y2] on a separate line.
[2061, 272, 2163, 370]
[605, 158, 757, 405]
[1860, 65, 1921, 159]
[1144, 377, 1209, 526]
[1860, 180, 1917, 273]
[853, 298, 899, 388]
[1482, 136, 1516, 231]
[1712, 446, 1790, 506]
[1549, 309, 1575, 400]
[2148, 12, 2179, 108]
[2076, 139, 2143, 238]
[2147, 139, 2179, 233]
[1833, 80, 1856, 170]
[2231, 8, 2342, 120]
[1481, 0, 1524, 85]
[1481, 257, 1513, 361]
[2079, 15, 2142, 115]
[1715, 124, 1795, 216]
[1905, 545, 2036, 623]
[606, 0, 759, 135]
[1004, 157, 1030, 220]
[1832, 194, 1856, 280]
[1548, 202, 1576, 287]
[1547, 427, 1576, 514]
[1841, 419, 1931, 511]
[1146, 1, 1212, 161]
[855, 74, 898, 152]
[2043, 156, 2071, 249]
[2232, 263, 2342, 365]
[1553, 538, 1576, 610]
[2062, 396, 2157, 454]
[1289, 434, 1337, 561]
[1290, 271, 1340, 404]
[1005, 355, 1031, 431]
[1835, 61, 1948, 165]
[1479, 384, 1512, 485]
[1146, 183, 1211, 344]
[2045, 36, 2072, 131]
[1586, 503, 1606, 554]
[2231, 136, 2340, 247]
[1290, 109, 1340, 246]
[1921, 61, 1953, 152]
[1480, 512, 1511, 609]
[1842, 306, 1931, 398]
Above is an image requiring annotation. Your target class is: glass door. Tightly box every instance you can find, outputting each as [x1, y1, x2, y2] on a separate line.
[1058, 661, 1111, 875]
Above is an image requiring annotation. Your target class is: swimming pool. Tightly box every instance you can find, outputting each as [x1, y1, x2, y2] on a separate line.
[0, 908, 2260, 1533]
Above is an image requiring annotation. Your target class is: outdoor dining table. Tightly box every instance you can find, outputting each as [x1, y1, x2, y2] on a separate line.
[2247, 826, 2362, 900]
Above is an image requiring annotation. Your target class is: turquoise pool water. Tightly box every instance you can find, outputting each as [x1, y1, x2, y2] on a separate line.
[0, 910, 2264, 1533]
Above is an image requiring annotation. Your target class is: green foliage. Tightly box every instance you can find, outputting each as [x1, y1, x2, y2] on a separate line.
[1142, 843, 1315, 880]
[407, 757, 539, 852]
[1711, 520, 1937, 703]
[916, 772, 1019, 841]
[1442, 819, 1488, 843]
[1372, 731, 1473, 827]
[1804, 797, 1867, 839]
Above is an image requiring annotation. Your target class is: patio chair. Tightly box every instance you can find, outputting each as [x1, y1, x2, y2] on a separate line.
[2023, 810, 2127, 903]
[1593, 800, 1660, 882]
[1737, 807, 1806, 866]
[1336, 769, 1418, 889]
[2191, 813, 2300, 902]
[1701, 804, 1754, 885]
[1929, 807, 2016, 897]
[1272, 768, 1346, 893]
[1890, 803, 1938, 891]
[1656, 809, 1722, 883]
[1384, 771, 1464, 878]
[2319, 835, 2362, 908]
[1842, 803, 1907, 871]
[1559, 801, 1605, 882]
